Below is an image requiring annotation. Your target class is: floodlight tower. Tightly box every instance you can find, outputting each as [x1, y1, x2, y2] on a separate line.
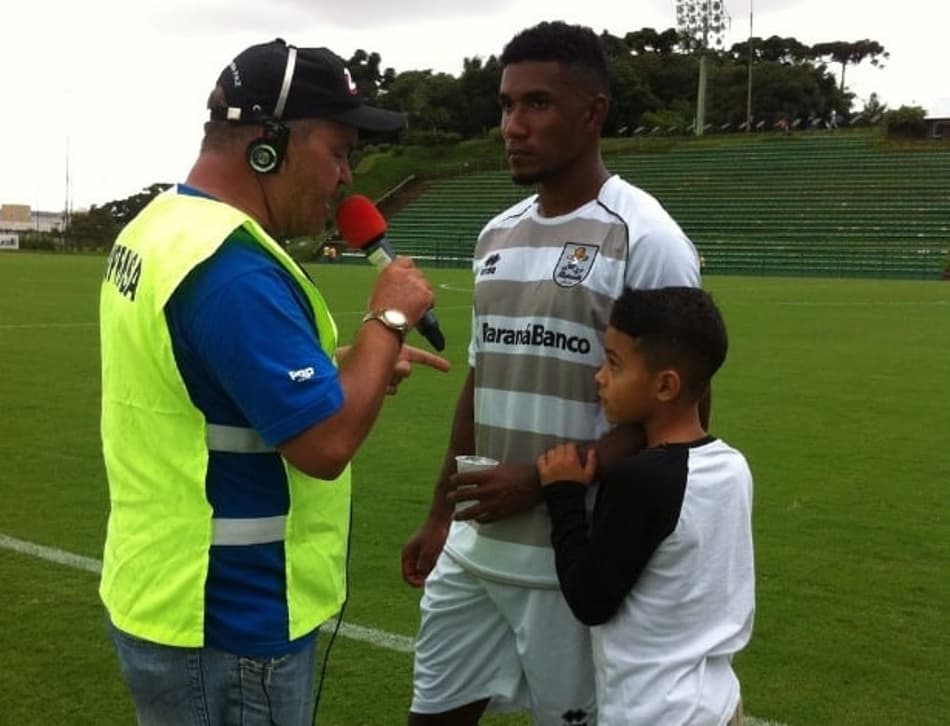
[676, 0, 729, 136]
[746, 0, 754, 133]
[63, 136, 72, 249]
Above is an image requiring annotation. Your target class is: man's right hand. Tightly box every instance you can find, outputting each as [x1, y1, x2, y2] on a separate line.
[368, 257, 434, 328]
[401, 518, 451, 588]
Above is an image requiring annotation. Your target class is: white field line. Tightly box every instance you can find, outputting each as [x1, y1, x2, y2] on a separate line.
[0, 533, 102, 574]
[439, 282, 474, 293]
[1, 532, 787, 726]
[0, 533, 414, 652]
[776, 300, 947, 307]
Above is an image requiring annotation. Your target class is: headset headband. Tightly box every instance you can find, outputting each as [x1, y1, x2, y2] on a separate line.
[273, 45, 297, 120]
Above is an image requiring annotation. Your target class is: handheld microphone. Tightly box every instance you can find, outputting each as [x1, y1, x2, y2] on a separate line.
[335, 195, 445, 351]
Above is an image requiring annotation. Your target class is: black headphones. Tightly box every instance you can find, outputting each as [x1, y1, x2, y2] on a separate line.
[247, 119, 289, 174]
[246, 44, 297, 174]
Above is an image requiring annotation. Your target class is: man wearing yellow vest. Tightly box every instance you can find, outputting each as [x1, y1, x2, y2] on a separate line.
[99, 38, 449, 726]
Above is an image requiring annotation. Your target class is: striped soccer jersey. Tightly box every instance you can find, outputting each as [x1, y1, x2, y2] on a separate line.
[443, 175, 701, 587]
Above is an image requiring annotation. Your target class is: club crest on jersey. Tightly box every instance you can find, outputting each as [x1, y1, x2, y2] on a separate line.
[553, 243, 599, 288]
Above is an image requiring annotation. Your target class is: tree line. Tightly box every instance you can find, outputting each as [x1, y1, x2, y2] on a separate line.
[348, 29, 890, 139]
[54, 28, 927, 250]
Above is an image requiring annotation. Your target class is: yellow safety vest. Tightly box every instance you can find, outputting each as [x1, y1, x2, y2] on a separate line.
[99, 190, 351, 646]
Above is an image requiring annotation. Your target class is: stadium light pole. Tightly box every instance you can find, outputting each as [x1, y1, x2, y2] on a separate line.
[63, 135, 71, 250]
[676, 0, 729, 137]
[746, 0, 753, 132]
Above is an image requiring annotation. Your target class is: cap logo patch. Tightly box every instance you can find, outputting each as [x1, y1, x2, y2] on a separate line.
[343, 67, 358, 95]
[229, 61, 242, 87]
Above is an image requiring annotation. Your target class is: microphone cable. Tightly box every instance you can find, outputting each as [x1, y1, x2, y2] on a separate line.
[310, 501, 354, 725]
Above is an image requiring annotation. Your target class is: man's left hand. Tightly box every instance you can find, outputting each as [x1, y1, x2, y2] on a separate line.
[335, 343, 450, 395]
[448, 462, 541, 523]
[387, 344, 451, 394]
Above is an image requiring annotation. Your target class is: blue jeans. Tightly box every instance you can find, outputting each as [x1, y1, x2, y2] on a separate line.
[108, 620, 317, 726]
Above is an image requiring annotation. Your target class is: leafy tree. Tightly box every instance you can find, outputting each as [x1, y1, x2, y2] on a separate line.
[345, 49, 396, 102]
[370, 28, 882, 140]
[60, 29, 897, 215]
[756, 35, 813, 64]
[457, 56, 502, 136]
[101, 183, 171, 228]
[631, 52, 696, 116]
[379, 70, 463, 132]
[734, 60, 841, 128]
[883, 105, 927, 139]
[66, 183, 170, 249]
[638, 108, 688, 134]
[623, 27, 679, 55]
[19, 231, 57, 251]
[812, 40, 888, 92]
[605, 56, 661, 134]
[65, 205, 118, 248]
[861, 91, 888, 119]
[706, 60, 753, 127]
[598, 30, 629, 58]
[602, 30, 691, 127]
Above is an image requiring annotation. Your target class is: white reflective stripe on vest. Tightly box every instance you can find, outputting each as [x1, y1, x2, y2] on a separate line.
[206, 424, 275, 453]
[206, 426, 283, 545]
[212, 516, 288, 545]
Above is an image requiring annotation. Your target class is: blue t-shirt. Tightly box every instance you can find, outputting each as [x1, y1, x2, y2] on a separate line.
[164, 186, 343, 656]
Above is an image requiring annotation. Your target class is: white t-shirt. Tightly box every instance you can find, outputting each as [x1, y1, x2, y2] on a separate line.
[543, 438, 755, 724]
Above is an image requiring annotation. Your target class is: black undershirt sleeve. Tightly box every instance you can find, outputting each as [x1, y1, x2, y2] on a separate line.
[541, 446, 689, 626]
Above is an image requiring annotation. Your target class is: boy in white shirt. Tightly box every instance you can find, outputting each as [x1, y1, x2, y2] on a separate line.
[538, 286, 754, 725]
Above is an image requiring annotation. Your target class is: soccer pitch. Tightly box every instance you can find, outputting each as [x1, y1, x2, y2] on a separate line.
[1, 252, 948, 725]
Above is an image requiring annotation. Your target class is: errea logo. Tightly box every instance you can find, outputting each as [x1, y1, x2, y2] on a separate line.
[288, 367, 315, 382]
[480, 252, 501, 276]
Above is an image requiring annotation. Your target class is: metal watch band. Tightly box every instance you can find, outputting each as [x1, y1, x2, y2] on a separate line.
[361, 310, 407, 342]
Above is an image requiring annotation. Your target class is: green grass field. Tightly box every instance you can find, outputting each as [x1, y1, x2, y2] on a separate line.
[1, 252, 949, 725]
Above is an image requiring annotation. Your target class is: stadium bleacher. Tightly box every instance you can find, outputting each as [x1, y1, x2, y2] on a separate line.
[381, 132, 950, 279]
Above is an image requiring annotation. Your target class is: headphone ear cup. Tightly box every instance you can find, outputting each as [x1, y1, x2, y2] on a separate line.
[247, 140, 280, 173]
[247, 120, 289, 174]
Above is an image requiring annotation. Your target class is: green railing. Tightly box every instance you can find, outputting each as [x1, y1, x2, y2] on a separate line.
[368, 133, 950, 280]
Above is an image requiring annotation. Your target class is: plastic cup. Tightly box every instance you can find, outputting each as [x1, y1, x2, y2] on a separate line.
[454, 455, 498, 513]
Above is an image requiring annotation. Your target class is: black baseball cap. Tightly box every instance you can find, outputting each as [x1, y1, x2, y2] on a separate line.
[210, 38, 405, 133]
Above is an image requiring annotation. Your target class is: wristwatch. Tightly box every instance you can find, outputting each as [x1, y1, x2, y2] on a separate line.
[361, 308, 409, 342]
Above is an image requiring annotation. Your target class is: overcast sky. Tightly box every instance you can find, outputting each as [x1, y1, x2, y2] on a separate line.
[2, 0, 946, 212]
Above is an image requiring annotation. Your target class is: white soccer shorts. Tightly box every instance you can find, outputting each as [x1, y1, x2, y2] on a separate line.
[411, 553, 596, 725]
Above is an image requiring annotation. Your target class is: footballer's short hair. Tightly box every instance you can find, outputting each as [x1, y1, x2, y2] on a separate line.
[500, 21, 610, 96]
[609, 286, 728, 401]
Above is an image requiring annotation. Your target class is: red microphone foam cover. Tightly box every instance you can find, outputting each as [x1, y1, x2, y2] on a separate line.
[335, 195, 387, 249]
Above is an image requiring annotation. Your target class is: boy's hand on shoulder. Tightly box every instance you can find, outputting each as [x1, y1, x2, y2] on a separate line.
[536, 444, 597, 487]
